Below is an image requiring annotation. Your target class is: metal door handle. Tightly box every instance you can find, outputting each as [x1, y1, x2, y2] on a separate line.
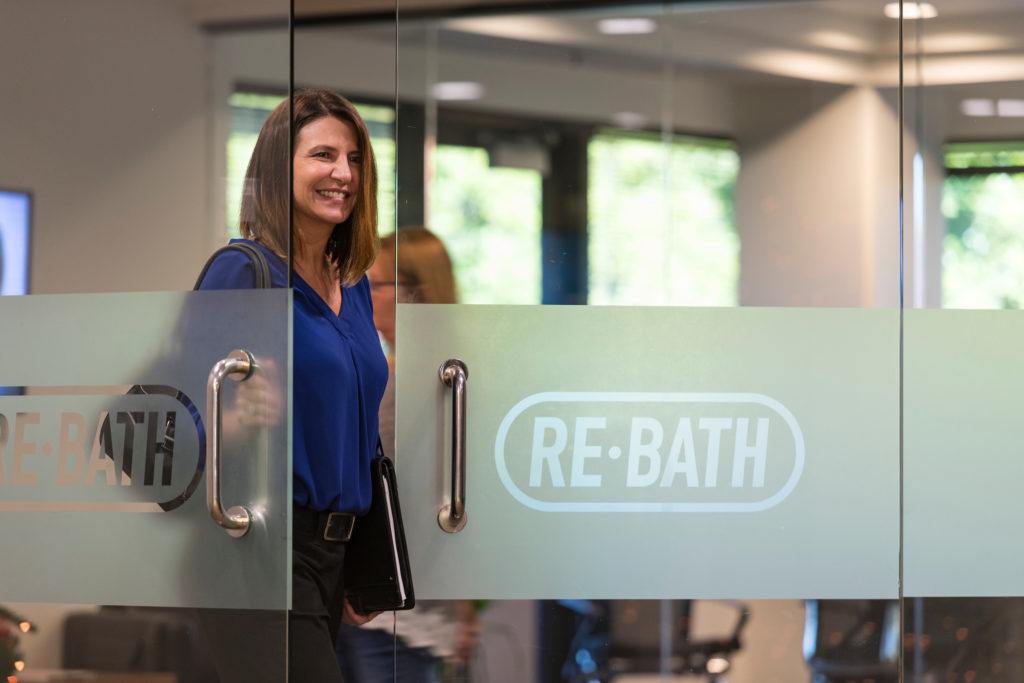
[438, 359, 468, 533]
[207, 349, 255, 538]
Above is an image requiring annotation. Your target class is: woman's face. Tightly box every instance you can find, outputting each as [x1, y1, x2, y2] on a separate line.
[292, 115, 361, 234]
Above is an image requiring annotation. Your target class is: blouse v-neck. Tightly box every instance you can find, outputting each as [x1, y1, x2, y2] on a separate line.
[294, 270, 344, 318]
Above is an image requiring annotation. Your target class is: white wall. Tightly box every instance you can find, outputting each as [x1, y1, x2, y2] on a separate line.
[0, 0, 215, 665]
[0, 0, 220, 294]
[734, 84, 902, 308]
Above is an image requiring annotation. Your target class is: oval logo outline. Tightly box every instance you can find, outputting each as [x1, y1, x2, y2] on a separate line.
[494, 391, 805, 512]
[0, 384, 204, 512]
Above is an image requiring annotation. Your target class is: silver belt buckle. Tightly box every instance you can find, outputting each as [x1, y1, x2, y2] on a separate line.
[324, 512, 355, 542]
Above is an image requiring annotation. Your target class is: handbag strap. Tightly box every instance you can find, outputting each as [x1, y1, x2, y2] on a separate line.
[193, 242, 272, 290]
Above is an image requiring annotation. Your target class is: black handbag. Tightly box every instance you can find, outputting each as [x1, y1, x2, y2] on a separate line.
[344, 451, 416, 614]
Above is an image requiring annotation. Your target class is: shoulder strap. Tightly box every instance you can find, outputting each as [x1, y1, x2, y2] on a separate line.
[193, 243, 272, 290]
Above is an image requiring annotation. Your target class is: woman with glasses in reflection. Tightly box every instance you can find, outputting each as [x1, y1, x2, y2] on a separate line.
[199, 89, 386, 682]
[337, 227, 480, 683]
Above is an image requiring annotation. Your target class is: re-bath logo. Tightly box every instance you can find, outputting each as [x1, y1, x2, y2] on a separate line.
[495, 392, 804, 512]
[0, 386, 203, 512]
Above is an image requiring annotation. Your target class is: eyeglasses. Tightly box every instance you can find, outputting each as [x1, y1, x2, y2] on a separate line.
[370, 281, 416, 290]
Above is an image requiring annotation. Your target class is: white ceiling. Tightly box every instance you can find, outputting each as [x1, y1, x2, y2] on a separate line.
[188, 0, 1024, 87]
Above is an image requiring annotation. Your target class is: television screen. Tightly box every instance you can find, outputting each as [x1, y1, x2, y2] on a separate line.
[0, 189, 29, 395]
[0, 189, 30, 296]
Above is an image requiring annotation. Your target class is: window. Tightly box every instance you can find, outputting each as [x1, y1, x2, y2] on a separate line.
[588, 129, 739, 306]
[942, 142, 1024, 309]
[429, 145, 542, 304]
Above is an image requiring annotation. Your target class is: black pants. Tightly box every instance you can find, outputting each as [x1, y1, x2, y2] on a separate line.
[198, 510, 350, 683]
[290, 511, 350, 682]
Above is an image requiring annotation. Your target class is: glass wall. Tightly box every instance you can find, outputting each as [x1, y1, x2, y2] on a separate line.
[7, 1, 1024, 681]
[390, 1, 901, 682]
[1, 1, 292, 679]
[904, 2, 1024, 682]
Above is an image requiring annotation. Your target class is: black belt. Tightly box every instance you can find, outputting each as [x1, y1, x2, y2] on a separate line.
[294, 505, 356, 542]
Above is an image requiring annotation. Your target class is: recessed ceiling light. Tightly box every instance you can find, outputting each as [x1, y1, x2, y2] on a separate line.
[597, 18, 657, 35]
[431, 81, 485, 101]
[611, 112, 649, 129]
[883, 3, 938, 19]
[960, 99, 995, 117]
[997, 99, 1024, 117]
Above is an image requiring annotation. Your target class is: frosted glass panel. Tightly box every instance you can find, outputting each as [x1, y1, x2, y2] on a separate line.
[905, 309, 1024, 597]
[0, 289, 291, 609]
[397, 305, 899, 599]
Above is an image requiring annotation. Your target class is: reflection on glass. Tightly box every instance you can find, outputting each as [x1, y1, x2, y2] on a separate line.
[804, 600, 899, 683]
[390, 599, 810, 682]
[904, 598, 1024, 683]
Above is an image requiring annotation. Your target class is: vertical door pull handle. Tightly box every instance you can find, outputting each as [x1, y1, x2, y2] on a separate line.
[207, 349, 255, 538]
[438, 359, 468, 533]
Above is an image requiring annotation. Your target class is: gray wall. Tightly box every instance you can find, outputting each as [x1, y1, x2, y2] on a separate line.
[0, 0, 219, 294]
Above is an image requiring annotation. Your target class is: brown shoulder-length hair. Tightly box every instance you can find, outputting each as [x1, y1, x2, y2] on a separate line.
[382, 227, 458, 304]
[240, 89, 379, 286]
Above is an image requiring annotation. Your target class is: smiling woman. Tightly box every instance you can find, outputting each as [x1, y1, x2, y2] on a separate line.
[293, 116, 362, 245]
[196, 89, 388, 683]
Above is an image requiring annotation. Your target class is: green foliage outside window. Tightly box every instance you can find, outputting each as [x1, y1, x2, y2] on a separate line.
[943, 173, 1024, 309]
[942, 142, 1024, 309]
[428, 145, 542, 304]
[588, 129, 739, 306]
[945, 141, 1024, 170]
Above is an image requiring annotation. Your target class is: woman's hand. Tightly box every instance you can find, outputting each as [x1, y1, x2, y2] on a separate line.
[234, 359, 283, 428]
[341, 599, 382, 626]
[220, 359, 284, 446]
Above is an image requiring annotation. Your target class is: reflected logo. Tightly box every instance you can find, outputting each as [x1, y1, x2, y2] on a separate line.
[495, 392, 804, 512]
[0, 386, 204, 512]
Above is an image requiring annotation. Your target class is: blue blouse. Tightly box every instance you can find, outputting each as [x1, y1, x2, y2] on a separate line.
[199, 239, 388, 515]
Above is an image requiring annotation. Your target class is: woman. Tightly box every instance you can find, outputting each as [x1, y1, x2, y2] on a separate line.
[200, 89, 386, 682]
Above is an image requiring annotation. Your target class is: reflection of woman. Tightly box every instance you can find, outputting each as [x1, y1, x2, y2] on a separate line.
[338, 227, 478, 683]
[200, 89, 386, 681]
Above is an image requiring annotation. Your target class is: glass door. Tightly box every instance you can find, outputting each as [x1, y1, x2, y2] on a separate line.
[903, 1, 1024, 681]
[387, 1, 903, 681]
[0, 2, 291, 680]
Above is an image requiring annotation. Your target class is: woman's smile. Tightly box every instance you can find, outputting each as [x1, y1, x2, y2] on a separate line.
[293, 115, 362, 234]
